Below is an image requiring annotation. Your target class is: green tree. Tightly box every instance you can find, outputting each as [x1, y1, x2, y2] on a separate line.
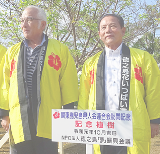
[132, 32, 160, 63]
[0, 0, 160, 71]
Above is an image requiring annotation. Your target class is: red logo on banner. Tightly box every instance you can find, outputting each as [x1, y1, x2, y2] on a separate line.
[53, 112, 60, 119]
[10, 59, 16, 77]
[48, 53, 62, 71]
[134, 64, 143, 84]
[90, 69, 94, 84]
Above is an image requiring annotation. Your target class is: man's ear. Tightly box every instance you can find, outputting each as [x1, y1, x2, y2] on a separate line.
[122, 27, 126, 36]
[98, 31, 101, 39]
[41, 21, 46, 31]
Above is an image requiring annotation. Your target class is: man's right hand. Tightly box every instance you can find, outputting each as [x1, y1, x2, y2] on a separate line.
[1, 116, 10, 132]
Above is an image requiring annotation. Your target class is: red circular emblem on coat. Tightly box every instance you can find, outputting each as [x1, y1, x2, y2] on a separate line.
[48, 52, 62, 71]
[10, 59, 16, 77]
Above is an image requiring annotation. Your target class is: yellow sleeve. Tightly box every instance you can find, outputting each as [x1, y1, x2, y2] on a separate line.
[0, 49, 10, 110]
[78, 62, 91, 110]
[0, 45, 7, 64]
[144, 52, 160, 120]
[59, 44, 78, 105]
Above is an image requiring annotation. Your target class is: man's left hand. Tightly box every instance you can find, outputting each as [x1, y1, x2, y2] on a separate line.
[1, 116, 10, 132]
[151, 123, 159, 138]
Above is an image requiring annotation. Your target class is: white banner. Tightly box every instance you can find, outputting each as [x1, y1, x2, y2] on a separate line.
[52, 109, 133, 147]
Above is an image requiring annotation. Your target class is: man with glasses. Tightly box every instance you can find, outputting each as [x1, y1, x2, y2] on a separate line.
[0, 5, 78, 154]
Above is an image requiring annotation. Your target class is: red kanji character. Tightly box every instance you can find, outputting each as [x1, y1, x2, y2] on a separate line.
[10, 59, 16, 77]
[48, 52, 62, 71]
[75, 120, 82, 127]
[90, 69, 94, 84]
[53, 112, 60, 119]
[86, 121, 92, 128]
[96, 121, 103, 128]
[107, 122, 114, 129]
[134, 64, 143, 84]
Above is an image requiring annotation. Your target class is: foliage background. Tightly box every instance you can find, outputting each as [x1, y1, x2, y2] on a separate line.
[0, 1, 160, 152]
[0, 0, 160, 72]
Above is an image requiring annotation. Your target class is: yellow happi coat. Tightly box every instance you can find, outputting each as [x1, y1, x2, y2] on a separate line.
[0, 39, 78, 144]
[0, 44, 7, 64]
[78, 46, 160, 154]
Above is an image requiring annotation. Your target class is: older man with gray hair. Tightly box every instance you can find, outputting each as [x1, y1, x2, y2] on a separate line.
[0, 5, 78, 154]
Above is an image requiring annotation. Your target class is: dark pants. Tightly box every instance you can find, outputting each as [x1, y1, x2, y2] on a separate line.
[100, 145, 127, 154]
[11, 138, 58, 154]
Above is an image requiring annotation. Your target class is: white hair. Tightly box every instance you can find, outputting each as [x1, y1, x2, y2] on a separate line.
[24, 5, 47, 31]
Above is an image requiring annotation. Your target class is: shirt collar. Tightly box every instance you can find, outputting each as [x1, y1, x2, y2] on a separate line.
[105, 43, 123, 57]
[23, 34, 46, 48]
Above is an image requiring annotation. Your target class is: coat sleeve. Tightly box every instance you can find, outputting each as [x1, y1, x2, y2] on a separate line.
[150, 118, 160, 124]
[0, 49, 10, 113]
[144, 52, 160, 120]
[0, 45, 7, 64]
[0, 109, 9, 117]
[78, 61, 91, 110]
[59, 44, 78, 106]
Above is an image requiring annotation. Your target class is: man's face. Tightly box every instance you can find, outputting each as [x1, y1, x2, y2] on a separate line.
[98, 16, 126, 50]
[21, 8, 45, 41]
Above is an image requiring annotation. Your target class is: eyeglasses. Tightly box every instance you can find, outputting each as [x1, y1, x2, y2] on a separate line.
[20, 16, 41, 23]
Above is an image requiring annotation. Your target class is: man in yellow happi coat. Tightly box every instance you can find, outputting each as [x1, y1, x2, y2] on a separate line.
[78, 13, 160, 154]
[0, 5, 78, 154]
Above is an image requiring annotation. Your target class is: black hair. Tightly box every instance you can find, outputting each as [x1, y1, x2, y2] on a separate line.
[98, 13, 124, 30]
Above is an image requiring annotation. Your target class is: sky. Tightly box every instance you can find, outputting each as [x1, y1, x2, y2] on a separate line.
[145, 0, 156, 4]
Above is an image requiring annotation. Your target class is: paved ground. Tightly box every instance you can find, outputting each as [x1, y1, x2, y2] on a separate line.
[150, 126, 160, 154]
[0, 126, 160, 154]
[0, 127, 9, 154]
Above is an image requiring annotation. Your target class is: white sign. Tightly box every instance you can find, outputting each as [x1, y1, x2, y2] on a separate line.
[52, 109, 133, 147]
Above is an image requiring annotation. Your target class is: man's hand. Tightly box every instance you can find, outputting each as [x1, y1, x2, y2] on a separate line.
[151, 123, 159, 138]
[1, 116, 10, 132]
